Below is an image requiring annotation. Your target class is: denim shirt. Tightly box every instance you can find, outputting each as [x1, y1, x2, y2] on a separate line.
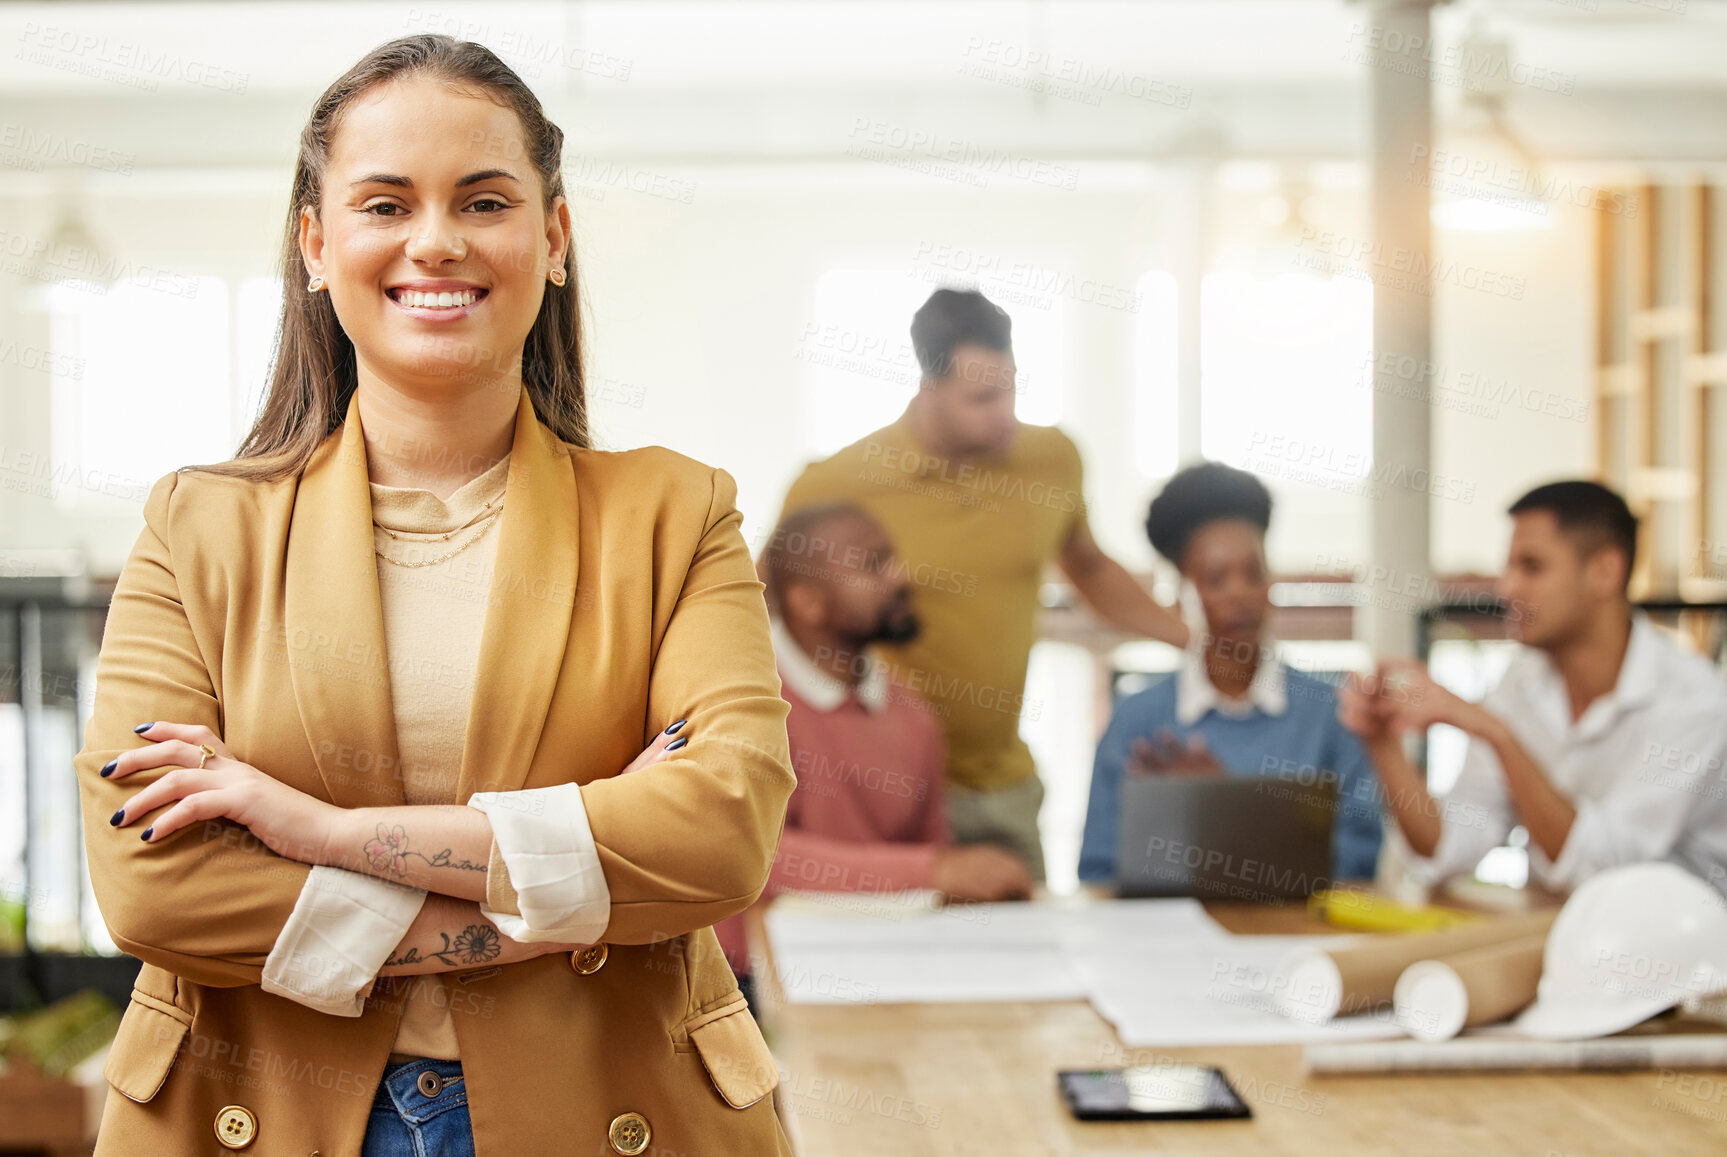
[1078, 665, 1385, 883]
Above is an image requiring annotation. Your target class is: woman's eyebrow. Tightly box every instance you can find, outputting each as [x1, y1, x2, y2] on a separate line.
[348, 169, 523, 189]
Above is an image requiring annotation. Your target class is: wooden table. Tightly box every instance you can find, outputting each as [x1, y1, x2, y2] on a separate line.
[749, 898, 1727, 1156]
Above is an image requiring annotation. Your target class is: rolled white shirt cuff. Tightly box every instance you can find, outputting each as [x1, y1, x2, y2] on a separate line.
[1383, 822, 1443, 889]
[260, 865, 428, 1017]
[1389, 793, 1501, 889]
[467, 782, 610, 944]
[1543, 796, 1602, 887]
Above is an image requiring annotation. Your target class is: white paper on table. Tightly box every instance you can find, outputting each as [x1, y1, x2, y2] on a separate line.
[766, 895, 1228, 951]
[774, 943, 1090, 1005]
[1078, 934, 1407, 1048]
[764, 895, 1408, 1044]
[1047, 898, 1235, 951]
[765, 897, 1233, 1006]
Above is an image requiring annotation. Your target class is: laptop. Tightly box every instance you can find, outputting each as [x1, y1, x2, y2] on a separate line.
[1114, 776, 1336, 902]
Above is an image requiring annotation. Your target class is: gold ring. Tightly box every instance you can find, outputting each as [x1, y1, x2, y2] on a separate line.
[197, 743, 216, 769]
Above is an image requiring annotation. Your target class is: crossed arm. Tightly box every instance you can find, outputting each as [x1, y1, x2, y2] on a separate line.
[78, 466, 793, 1003]
[377, 894, 541, 976]
[100, 721, 688, 985]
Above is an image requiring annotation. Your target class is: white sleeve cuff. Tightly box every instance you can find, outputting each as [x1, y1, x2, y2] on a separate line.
[1387, 796, 1497, 888]
[1384, 820, 1447, 888]
[260, 866, 428, 1017]
[467, 782, 610, 944]
[1544, 796, 1602, 887]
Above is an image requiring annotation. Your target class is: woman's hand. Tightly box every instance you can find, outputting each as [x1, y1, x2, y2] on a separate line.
[108, 715, 688, 869]
[104, 721, 340, 862]
[621, 718, 690, 774]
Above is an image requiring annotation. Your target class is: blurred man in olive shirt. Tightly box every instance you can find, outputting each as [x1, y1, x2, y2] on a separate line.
[774, 289, 1188, 879]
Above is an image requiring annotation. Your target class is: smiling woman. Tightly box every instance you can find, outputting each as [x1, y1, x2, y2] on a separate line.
[196, 36, 587, 492]
[300, 82, 567, 445]
[72, 33, 796, 1157]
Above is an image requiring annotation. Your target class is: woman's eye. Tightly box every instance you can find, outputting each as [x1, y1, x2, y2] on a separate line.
[468, 198, 509, 213]
[363, 202, 404, 217]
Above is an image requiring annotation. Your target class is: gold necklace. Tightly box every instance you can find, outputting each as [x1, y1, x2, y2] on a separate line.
[374, 491, 504, 542]
[374, 511, 501, 568]
[373, 495, 504, 569]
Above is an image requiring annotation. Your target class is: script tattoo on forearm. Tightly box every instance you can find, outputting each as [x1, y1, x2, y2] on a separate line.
[363, 822, 487, 878]
[384, 923, 502, 968]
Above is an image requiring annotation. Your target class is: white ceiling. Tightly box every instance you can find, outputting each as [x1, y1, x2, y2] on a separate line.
[3, 0, 1726, 182]
[3, 0, 1726, 97]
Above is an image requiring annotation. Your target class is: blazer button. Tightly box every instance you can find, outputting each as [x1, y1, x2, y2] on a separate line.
[214, 1104, 257, 1150]
[571, 943, 608, 975]
[607, 1111, 651, 1155]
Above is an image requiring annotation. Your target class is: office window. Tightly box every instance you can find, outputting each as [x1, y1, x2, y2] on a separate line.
[801, 267, 1064, 459]
[1199, 271, 1373, 478]
[46, 276, 232, 507]
[1426, 639, 1519, 797]
[235, 275, 285, 440]
[1132, 271, 1180, 479]
[1427, 638, 1523, 886]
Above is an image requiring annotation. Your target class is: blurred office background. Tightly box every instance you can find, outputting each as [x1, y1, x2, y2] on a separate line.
[3, 1, 1726, 955]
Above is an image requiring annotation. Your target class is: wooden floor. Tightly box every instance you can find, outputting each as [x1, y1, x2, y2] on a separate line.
[752, 900, 1727, 1156]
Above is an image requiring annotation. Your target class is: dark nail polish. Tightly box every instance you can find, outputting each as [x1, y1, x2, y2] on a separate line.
[666, 736, 688, 752]
[133, 722, 155, 734]
[109, 809, 125, 826]
[140, 826, 153, 842]
[664, 719, 687, 736]
[100, 759, 117, 777]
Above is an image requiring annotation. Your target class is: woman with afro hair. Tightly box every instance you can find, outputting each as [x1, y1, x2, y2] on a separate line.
[1078, 461, 1384, 886]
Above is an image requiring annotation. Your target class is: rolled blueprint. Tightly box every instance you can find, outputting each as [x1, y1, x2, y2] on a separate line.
[1276, 910, 1559, 1024]
[1304, 1033, 1727, 1075]
[1392, 934, 1548, 1042]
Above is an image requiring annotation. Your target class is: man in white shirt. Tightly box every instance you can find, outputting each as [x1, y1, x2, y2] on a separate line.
[1340, 480, 1727, 894]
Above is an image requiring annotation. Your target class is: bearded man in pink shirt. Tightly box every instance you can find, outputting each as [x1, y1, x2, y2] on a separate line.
[717, 504, 1032, 1006]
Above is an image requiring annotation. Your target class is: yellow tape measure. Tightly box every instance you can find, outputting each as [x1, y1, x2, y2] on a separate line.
[1308, 888, 1482, 934]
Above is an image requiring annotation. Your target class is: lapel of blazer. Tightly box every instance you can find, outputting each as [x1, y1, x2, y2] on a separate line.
[452, 388, 580, 802]
[284, 390, 403, 808]
[284, 387, 580, 810]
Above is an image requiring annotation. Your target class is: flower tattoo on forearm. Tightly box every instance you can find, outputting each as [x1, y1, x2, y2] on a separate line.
[363, 823, 487, 878]
[384, 923, 501, 968]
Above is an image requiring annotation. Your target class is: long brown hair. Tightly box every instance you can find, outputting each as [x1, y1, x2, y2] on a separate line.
[200, 34, 587, 481]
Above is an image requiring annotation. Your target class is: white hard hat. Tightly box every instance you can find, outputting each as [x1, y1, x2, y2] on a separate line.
[1512, 862, 1727, 1040]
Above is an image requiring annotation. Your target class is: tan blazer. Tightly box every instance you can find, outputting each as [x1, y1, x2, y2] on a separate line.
[74, 388, 797, 1156]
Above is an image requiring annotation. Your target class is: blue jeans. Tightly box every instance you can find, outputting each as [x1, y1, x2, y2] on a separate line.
[362, 1058, 475, 1157]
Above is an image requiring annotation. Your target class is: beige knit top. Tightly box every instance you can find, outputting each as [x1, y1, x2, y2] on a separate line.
[369, 451, 512, 1060]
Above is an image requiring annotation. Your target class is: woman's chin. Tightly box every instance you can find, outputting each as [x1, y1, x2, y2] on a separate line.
[378, 343, 509, 384]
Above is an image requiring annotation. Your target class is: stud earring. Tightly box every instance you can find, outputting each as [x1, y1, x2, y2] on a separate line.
[548, 266, 566, 287]
[307, 275, 326, 292]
